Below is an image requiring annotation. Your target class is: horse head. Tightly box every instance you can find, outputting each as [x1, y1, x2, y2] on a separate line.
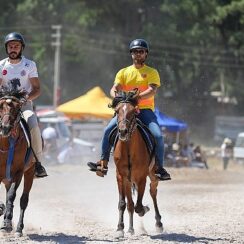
[0, 86, 27, 137]
[111, 89, 139, 141]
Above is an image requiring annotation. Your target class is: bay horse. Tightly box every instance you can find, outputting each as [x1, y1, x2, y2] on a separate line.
[0, 87, 34, 236]
[110, 89, 163, 238]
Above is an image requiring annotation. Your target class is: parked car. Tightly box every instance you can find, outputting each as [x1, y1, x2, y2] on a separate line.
[36, 108, 95, 164]
[233, 132, 244, 163]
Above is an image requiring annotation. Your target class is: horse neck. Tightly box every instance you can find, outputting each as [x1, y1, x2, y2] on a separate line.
[0, 124, 23, 151]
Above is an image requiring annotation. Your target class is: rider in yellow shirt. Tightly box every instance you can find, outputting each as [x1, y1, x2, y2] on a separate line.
[88, 39, 171, 181]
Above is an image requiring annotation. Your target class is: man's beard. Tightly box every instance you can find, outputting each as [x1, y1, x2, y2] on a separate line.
[134, 58, 145, 65]
[8, 51, 22, 60]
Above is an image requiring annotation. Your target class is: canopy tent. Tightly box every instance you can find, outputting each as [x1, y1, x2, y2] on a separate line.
[154, 108, 188, 132]
[56, 86, 114, 119]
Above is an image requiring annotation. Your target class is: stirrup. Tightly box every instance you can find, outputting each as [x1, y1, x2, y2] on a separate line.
[87, 162, 99, 171]
[35, 162, 48, 178]
[155, 167, 171, 181]
[87, 161, 108, 177]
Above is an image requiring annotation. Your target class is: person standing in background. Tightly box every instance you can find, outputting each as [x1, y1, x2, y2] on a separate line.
[221, 138, 233, 170]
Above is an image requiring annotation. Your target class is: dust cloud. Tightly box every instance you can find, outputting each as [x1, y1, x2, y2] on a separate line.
[0, 158, 243, 243]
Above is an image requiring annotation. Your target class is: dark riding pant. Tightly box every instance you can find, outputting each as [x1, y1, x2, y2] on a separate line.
[100, 109, 164, 167]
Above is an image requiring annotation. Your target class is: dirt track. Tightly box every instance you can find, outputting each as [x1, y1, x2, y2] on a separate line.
[0, 160, 243, 244]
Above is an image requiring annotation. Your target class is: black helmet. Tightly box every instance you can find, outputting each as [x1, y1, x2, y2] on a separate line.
[129, 39, 149, 52]
[4, 32, 25, 49]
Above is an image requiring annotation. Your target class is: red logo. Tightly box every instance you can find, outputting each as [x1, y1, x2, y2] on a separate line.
[141, 73, 147, 78]
[2, 69, 7, 75]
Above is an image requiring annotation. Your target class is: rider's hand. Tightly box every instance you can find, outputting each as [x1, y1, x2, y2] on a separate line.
[20, 94, 29, 105]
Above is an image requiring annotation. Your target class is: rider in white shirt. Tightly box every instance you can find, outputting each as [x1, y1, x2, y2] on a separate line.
[0, 32, 47, 178]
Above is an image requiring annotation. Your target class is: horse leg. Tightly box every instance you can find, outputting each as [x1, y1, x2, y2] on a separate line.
[15, 166, 34, 237]
[1, 179, 21, 233]
[135, 179, 149, 217]
[0, 181, 5, 217]
[115, 174, 126, 239]
[0, 201, 5, 217]
[149, 179, 163, 232]
[125, 181, 134, 235]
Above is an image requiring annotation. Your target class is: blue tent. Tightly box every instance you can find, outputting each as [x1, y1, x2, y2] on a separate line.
[154, 108, 188, 132]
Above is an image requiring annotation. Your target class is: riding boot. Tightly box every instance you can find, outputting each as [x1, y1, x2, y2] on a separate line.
[35, 161, 48, 178]
[87, 160, 108, 177]
[155, 166, 171, 181]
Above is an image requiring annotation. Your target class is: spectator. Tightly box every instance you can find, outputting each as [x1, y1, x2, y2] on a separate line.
[193, 145, 209, 169]
[221, 138, 233, 170]
[180, 144, 191, 167]
[42, 125, 58, 161]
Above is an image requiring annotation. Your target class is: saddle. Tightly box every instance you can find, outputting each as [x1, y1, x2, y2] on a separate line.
[2, 118, 32, 181]
[109, 118, 156, 161]
[19, 118, 32, 163]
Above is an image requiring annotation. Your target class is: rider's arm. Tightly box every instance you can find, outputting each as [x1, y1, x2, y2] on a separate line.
[110, 83, 123, 98]
[138, 84, 158, 100]
[28, 77, 41, 101]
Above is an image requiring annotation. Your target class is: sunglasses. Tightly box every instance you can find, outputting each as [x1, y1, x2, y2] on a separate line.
[131, 49, 146, 55]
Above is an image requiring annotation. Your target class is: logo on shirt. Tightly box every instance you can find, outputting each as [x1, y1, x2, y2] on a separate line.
[141, 73, 147, 78]
[8, 78, 21, 90]
[2, 69, 7, 75]
[21, 70, 26, 76]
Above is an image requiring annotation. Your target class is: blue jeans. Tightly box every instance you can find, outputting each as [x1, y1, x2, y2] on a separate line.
[100, 109, 164, 167]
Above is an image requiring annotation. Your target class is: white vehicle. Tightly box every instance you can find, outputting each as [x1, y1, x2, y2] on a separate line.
[36, 108, 95, 163]
[233, 132, 244, 163]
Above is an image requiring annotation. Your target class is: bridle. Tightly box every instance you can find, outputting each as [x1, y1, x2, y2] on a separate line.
[0, 96, 22, 136]
[116, 101, 137, 142]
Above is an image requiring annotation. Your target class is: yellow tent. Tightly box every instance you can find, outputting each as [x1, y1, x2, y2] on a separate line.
[56, 86, 114, 119]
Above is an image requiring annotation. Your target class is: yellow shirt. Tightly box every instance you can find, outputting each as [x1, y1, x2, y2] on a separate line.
[114, 64, 160, 110]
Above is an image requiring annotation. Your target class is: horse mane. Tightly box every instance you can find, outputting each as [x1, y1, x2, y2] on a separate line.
[109, 90, 139, 109]
[0, 86, 27, 100]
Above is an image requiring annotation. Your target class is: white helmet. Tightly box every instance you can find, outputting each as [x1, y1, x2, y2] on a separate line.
[224, 138, 232, 144]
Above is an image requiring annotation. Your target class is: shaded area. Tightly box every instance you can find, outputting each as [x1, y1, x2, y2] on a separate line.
[28, 233, 89, 243]
[151, 233, 231, 243]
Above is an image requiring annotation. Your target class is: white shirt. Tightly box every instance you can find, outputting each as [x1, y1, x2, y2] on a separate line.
[0, 56, 38, 93]
[42, 127, 58, 140]
[221, 143, 232, 158]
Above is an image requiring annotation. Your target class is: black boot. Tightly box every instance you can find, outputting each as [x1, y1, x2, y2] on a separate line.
[155, 167, 171, 181]
[35, 161, 48, 178]
[87, 160, 108, 176]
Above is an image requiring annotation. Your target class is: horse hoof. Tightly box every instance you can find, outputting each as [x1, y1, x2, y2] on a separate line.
[15, 231, 23, 237]
[127, 228, 135, 235]
[138, 206, 150, 217]
[1, 221, 13, 233]
[144, 206, 150, 213]
[156, 225, 164, 233]
[114, 230, 124, 239]
[0, 203, 5, 216]
[0, 228, 12, 235]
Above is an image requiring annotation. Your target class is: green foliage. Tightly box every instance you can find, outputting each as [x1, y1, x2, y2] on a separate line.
[0, 0, 243, 123]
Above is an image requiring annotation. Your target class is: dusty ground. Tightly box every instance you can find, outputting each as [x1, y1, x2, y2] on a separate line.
[0, 158, 243, 244]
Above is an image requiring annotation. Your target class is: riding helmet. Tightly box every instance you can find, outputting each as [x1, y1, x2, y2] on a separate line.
[129, 39, 149, 52]
[4, 32, 26, 49]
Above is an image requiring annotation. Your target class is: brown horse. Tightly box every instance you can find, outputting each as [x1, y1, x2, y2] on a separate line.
[111, 89, 163, 238]
[0, 87, 34, 236]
